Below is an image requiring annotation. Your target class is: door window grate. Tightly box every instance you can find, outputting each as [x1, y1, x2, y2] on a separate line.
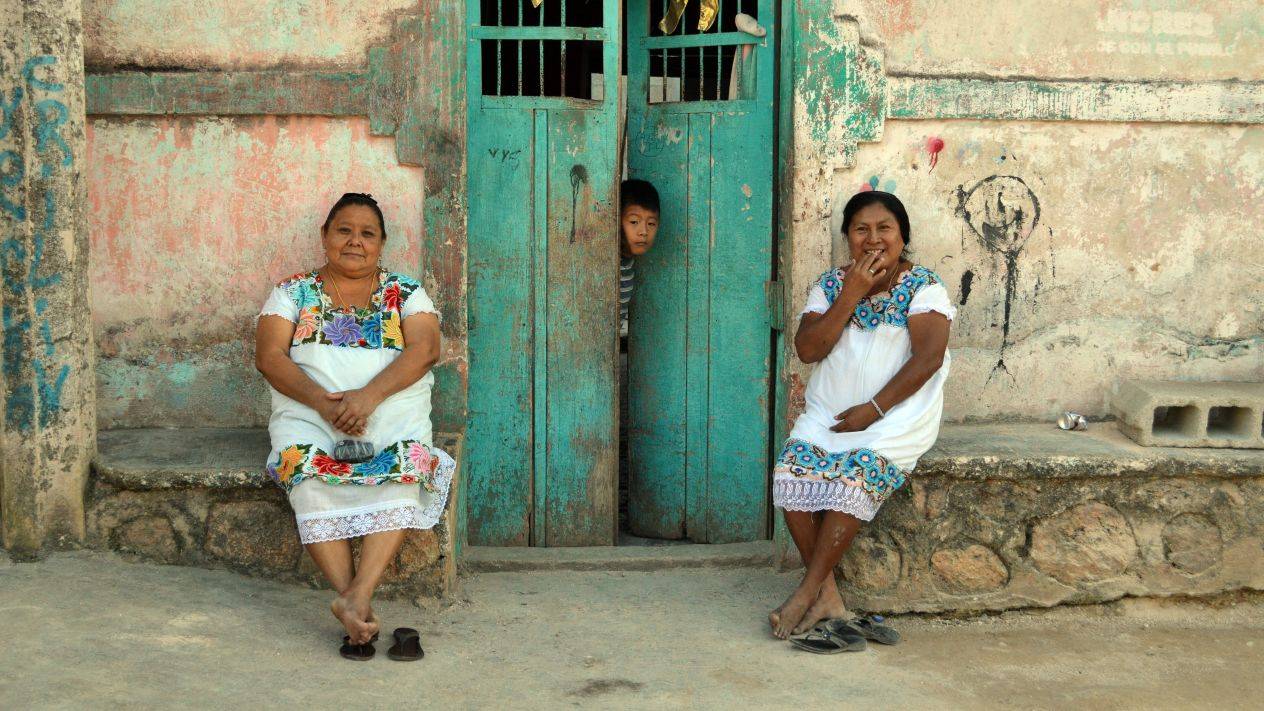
[479, 0, 605, 99]
[646, 0, 760, 103]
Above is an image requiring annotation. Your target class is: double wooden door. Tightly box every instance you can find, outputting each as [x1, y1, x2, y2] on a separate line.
[466, 0, 775, 546]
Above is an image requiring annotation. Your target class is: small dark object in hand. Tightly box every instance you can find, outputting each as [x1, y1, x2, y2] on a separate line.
[333, 439, 375, 463]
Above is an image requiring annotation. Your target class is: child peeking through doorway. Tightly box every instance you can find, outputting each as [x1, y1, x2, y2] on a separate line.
[619, 179, 660, 338]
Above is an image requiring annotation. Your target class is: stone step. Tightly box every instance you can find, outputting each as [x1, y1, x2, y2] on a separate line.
[464, 540, 774, 573]
[1112, 380, 1264, 448]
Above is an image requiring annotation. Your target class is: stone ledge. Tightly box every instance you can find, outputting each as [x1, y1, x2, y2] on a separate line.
[96, 428, 463, 490]
[96, 424, 1264, 492]
[918, 422, 1264, 480]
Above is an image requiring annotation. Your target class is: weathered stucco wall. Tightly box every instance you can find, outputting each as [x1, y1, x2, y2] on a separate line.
[794, 121, 1263, 421]
[844, 0, 1262, 81]
[785, 3, 1264, 423]
[87, 115, 428, 428]
[2, 1, 96, 555]
[84, 1, 468, 436]
[84, 0, 419, 70]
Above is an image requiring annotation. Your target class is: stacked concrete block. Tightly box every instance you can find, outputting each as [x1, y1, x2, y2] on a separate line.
[1113, 381, 1264, 448]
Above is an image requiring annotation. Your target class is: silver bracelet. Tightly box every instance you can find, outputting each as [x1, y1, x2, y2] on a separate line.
[870, 398, 886, 418]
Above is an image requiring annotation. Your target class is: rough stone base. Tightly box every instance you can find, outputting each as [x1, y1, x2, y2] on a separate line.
[815, 424, 1264, 614]
[86, 429, 461, 601]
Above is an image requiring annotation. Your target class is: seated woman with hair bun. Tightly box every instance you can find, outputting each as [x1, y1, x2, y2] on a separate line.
[255, 192, 454, 660]
[769, 190, 955, 643]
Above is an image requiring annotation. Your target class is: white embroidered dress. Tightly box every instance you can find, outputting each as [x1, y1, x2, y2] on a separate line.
[773, 265, 955, 521]
[259, 269, 455, 544]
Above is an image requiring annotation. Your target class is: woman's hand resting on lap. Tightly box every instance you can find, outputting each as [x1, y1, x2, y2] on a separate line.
[324, 389, 384, 437]
[830, 402, 880, 433]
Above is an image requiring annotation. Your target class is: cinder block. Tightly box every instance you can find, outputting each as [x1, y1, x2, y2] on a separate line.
[1113, 381, 1264, 448]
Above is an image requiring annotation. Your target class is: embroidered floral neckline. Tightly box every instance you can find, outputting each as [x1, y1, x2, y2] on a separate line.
[282, 269, 419, 351]
[816, 264, 942, 331]
[313, 268, 387, 316]
[848, 266, 912, 302]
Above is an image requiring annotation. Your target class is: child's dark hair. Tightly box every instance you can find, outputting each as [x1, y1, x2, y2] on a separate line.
[323, 192, 387, 240]
[621, 179, 660, 214]
[841, 190, 910, 246]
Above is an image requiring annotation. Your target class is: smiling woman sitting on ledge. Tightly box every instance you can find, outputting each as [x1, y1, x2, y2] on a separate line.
[255, 192, 453, 660]
[769, 190, 955, 644]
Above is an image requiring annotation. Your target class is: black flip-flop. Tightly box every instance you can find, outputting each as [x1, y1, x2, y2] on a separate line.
[789, 624, 867, 654]
[340, 634, 376, 661]
[837, 615, 901, 645]
[387, 627, 424, 661]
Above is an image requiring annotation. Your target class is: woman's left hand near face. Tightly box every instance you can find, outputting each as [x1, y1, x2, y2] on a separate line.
[830, 402, 880, 433]
[326, 389, 383, 436]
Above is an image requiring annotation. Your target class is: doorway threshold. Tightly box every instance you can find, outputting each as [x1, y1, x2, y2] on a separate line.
[462, 540, 774, 573]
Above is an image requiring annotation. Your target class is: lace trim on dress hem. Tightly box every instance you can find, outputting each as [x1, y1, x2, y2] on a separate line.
[772, 478, 879, 521]
[298, 504, 425, 544]
[420, 450, 455, 527]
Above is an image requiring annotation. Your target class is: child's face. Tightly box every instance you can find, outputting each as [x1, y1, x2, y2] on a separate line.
[620, 205, 659, 256]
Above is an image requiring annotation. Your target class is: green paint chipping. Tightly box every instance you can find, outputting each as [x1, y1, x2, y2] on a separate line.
[887, 76, 1264, 124]
[86, 71, 371, 116]
[791, 6, 887, 146]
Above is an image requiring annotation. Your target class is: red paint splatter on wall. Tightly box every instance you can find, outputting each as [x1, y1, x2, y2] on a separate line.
[926, 136, 945, 171]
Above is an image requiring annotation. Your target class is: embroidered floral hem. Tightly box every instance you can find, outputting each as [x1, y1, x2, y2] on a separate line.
[772, 477, 880, 520]
[774, 438, 907, 505]
[267, 439, 448, 494]
[292, 451, 454, 543]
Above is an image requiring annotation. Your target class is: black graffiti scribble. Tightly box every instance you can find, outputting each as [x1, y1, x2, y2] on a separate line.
[569, 164, 589, 244]
[954, 175, 1041, 378]
[959, 270, 974, 306]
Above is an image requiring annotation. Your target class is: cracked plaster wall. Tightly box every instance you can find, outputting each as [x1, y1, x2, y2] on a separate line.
[88, 115, 428, 428]
[84, 0, 419, 71]
[789, 3, 1263, 422]
[842, 0, 1261, 82]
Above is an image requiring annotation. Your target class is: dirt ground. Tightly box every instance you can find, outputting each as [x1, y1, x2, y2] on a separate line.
[1, 552, 1261, 710]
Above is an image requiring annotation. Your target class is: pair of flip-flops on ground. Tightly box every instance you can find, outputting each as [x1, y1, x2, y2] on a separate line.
[340, 627, 424, 661]
[790, 615, 900, 654]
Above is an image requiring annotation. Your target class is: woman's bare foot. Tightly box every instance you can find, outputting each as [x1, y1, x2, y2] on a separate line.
[792, 579, 849, 635]
[772, 586, 817, 640]
[346, 590, 378, 642]
[768, 603, 784, 632]
[331, 594, 373, 644]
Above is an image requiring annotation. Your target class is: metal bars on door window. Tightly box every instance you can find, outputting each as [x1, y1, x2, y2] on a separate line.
[648, 0, 759, 103]
[478, 0, 604, 100]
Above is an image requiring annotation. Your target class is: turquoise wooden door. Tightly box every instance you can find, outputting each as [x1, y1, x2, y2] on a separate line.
[466, 0, 620, 546]
[625, 1, 776, 542]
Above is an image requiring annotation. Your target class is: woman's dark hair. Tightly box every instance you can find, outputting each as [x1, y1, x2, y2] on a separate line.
[841, 190, 910, 246]
[322, 192, 387, 240]
[621, 179, 660, 214]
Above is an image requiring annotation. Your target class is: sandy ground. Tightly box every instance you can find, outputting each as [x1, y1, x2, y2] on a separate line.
[1, 552, 1261, 710]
